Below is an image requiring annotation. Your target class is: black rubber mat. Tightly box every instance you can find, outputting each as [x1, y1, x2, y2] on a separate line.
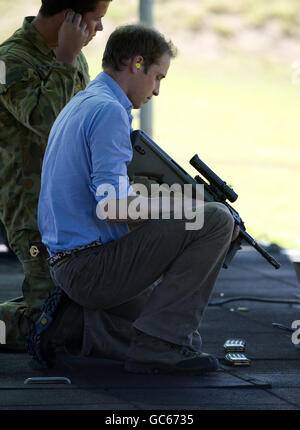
[1, 245, 300, 410]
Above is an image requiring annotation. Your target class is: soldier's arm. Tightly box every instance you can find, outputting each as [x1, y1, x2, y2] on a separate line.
[0, 54, 88, 138]
[0, 12, 90, 138]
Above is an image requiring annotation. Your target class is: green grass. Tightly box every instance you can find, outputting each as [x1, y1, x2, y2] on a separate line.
[132, 55, 300, 250]
[155, 0, 300, 35]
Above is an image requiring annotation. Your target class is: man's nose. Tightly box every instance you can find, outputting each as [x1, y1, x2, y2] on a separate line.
[153, 82, 160, 96]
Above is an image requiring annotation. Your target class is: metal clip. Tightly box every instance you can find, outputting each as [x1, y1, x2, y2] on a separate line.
[29, 245, 40, 257]
[225, 353, 251, 366]
[224, 339, 246, 352]
[24, 377, 71, 385]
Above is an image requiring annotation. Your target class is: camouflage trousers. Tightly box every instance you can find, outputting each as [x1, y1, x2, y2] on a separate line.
[0, 228, 56, 349]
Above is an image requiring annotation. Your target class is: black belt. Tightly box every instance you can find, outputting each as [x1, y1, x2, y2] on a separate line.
[48, 240, 103, 267]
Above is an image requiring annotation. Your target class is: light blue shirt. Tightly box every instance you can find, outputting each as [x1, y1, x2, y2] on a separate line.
[38, 72, 134, 256]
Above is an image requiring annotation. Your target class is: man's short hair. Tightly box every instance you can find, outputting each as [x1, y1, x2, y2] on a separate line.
[39, 0, 111, 17]
[102, 24, 177, 73]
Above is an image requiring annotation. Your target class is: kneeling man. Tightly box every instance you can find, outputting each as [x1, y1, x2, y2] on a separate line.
[38, 24, 236, 374]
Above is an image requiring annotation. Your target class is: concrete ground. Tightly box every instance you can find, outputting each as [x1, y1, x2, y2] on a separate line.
[0, 239, 300, 416]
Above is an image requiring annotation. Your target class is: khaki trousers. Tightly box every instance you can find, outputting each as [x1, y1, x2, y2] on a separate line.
[50, 202, 234, 360]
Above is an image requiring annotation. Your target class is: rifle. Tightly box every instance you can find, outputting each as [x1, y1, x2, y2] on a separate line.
[128, 129, 280, 270]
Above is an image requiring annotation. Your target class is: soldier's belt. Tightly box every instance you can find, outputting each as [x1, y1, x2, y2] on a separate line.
[48, 240, 103, 267]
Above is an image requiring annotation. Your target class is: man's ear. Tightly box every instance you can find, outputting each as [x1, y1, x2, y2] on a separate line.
[130, 56, 144, 74]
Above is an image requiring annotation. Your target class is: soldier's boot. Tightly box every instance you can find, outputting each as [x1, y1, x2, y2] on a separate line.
[27, 286, 83, 368]
[0, 259, 56, 351]
[0, 301, 39, 350]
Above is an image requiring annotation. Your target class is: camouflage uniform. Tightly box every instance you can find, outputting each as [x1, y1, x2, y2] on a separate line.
[0, 17, 89, 349]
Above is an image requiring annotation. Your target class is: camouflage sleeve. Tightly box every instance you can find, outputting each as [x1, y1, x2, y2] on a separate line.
[0, 56, 85, 138]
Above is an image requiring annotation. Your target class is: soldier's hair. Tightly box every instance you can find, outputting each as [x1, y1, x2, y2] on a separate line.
[40, 0, 112, 17]
[102, 24, 177, 73]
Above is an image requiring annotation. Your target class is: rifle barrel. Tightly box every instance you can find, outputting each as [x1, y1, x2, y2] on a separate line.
[239, 229, 281, 269]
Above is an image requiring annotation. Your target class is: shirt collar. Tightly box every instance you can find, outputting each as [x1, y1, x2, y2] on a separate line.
[91, 72, 133, 115]
[22, 16, 55, 57]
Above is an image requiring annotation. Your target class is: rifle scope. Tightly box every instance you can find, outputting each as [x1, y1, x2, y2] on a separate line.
[190, 155, 238, 203]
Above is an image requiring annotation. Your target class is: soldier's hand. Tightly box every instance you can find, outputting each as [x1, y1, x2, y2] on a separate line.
[56, 11, 89, 66]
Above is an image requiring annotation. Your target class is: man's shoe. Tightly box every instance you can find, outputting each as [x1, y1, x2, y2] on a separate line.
[26, 285, 84, 369]
[26, 286, 67, 368]
[124, 330, 219, 375]
[27, 286, 83, 368]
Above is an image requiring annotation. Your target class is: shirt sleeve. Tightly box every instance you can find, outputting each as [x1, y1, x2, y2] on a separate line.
[88, 101, 133, 203]
[0, 55, 86, 138]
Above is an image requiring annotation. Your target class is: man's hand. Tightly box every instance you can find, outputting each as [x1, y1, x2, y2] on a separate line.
[56, 11, 89, 66]
[232, 224, 240, 242]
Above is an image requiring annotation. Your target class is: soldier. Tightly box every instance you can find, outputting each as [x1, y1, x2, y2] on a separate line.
[0, 0, 111, 349]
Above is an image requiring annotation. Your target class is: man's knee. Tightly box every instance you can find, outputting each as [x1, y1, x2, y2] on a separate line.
[205, 202, 234, 233]
[214, 202, 233, 222]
